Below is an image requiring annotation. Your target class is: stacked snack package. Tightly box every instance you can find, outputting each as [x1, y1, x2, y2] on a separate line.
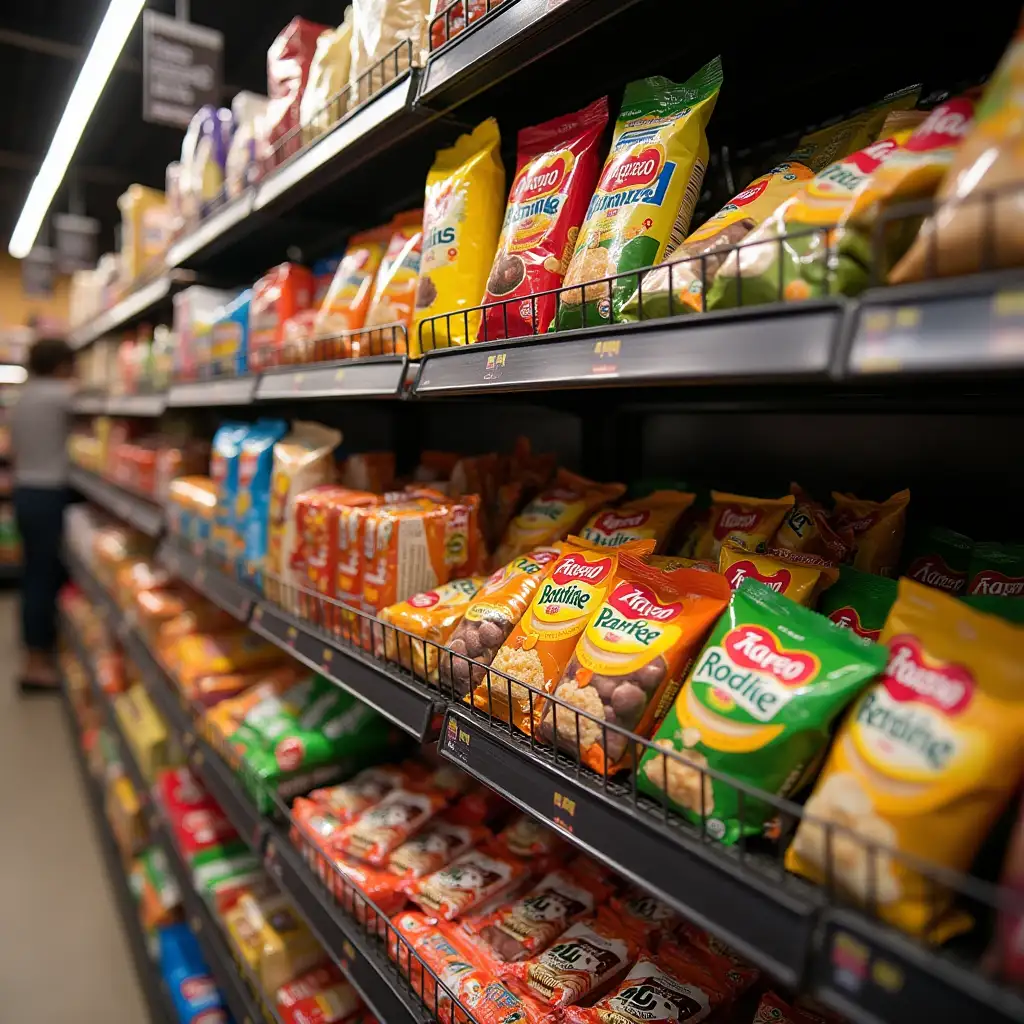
[249, 264, 315, 371]
[299, 12, 354, 145]
[363, 210, 424, 353]
[348, 0, 431, 107]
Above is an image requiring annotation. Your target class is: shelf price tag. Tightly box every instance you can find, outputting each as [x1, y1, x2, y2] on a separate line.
[483, 351, 507, 382]
[442, 713, 471, 765]
[552, 791, 576, 833]
[591, 338, 620, 376]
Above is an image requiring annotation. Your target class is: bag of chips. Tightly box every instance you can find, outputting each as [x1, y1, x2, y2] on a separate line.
[718, 541, 838, 607]
[313, 226, 391, 345]
[409, 842, 530, 920]
[538, 557, 732, 775]
[831, 488, 910, 577]
[692, 491, 796, 562]
[480, 98, 609, 340]
[816, 566, 898, 641]
[901, 524, 973, 595]
[608, 887, 679, 951]
[363, 210, 423, 355]
[556, 61, 723, 331]
[639, 579, 887, 844]
[578, 490, 695, 551]
[773, 484, 853, 564]
[333, 786, 448, 865]
[413, 119, 505, 355]
[786, 579, 1024, 940]
[965, 541, 1024, 598]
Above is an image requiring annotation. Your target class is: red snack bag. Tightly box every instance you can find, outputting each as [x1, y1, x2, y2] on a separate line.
[563, 943, 732, 1024]
[445, 787, 509, 826]
[499, 911, 638, 1006]
[305, 765, 416, 824]
[276, 962, 362, 1024]
[608, 887, 680, 952]
[494, 814, 572, 872]
[388, 819, 491, 881]
[753, 991, 829, 1024]
[333, 787, 448, 866]
[666, 935, 759, 1000]
[250, 262, 315, 371]
[409, 842, 531, 921]
[329, 852, 409, 918]
[480, 98, 609, 341]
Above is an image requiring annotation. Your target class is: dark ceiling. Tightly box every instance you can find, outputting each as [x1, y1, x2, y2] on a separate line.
[0, 0, 346, 255]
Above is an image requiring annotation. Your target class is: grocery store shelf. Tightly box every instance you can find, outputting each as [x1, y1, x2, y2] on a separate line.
[166, 376, 259, 408]
[60, 691, 176, 1024]
[249, 599, 442, 740]
[68, 274, 185, 350]
[166, 194, 256, 271]
[156, 538, 255, 621]
[186, 735, 268, 852]
[69, 467, 164, 537]
[106, 392, 168, 417]
[73, 390, 109, 415]
[256, 354, 409, 401]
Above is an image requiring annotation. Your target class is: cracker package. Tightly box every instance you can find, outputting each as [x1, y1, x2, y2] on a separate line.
[409, 842, 530, 920]
[816, 565, 898, 642]
[774, 484, 853, 564]
[305, 765, 419, 824]
[692, 491, 796, 562]
[556, 61, 723, 330]
[539, 556, 732, 775]
[493, 813, 572, 871]
[494, 469, 625, 567]
[718, 541, 838, 607]
[608, 887, 679, 951]
[578, 491, 694, 551]
[413, 119, 505, 355]
[388, 817, 489, 881]
[334, 786, 448, 866]
[831, 488, 910, 577]
[480, 98, 609, 340]
[966, 541, 1024, 598]
[313, 227, 390, 344]
[640, 579, 886, 844]
[363, 210, 423, 354]
[481, 537, 654, 731]
[445, 546, 562, 697]
[786, 579, 1024, 939]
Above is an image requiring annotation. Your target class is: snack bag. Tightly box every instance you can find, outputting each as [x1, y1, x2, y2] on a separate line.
[482, 537, 654, 731]
[752, 992, 827, 1024]
[333, 787, 448, 865]
[901, 524, 973, 594]
[409, 842, 530, 920]
[313, 227, 390, 345]
[578, 491, 695, 551]
[556, 62, 723, 331]
[500, 912, 638, 1007]
[773, 484, 853, 564]
[648, 555, 716, 572]
[210, 421, 250, 565]
[305, 765, 417, 824]
[693, 491, 796, 562]
[786, 579, 1024, 939]
[831, 489, 910, 577]
[816, 566, 898, 641]
[966, 541, 1024, 598]
[363, 210, 423, 354]
[539, 557, 732, 774]
[445, 546, 563, 697]
[494, 469, 625, 567]
[413, 119, 505, 355]
[239, 419, 289, 582]
[388, 818, 490, 881]
[493, 814, 572, 870]
[276, 963, 362, 1024]
[379, 576, 487, 681]
[891, 21, 1024, 283]
[479, 98, 609, 340]
[718, 541, 838, 607]
[608, 887, 679, 951]
[639, 579, 886, 844]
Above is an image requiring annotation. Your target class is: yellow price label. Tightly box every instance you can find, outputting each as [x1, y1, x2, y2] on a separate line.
[894, 306, 921, 329]
[593, 339, 621, 357]
[287, 626, 298, 640]
[995, 289, 1024, 317]
[322, 648, 333, 664]
[862, 310, 892, 334]
[334, 369, 345, 382]
[871, 959, 904, 993]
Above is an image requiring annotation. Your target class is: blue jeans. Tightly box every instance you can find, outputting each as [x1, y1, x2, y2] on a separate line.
[14, 486, 69, 652]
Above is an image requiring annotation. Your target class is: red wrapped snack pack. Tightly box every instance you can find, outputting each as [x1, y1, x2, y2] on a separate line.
[305, 765, 417, 824]
[333, 787, 448, 866]
[389, 818, 491, 881]
[493, 813, 572, 873]
[480, 99, 610, 340]
[409, 842, 531, 920]
[275, 962, 362, 1024]
[609, 886, 680, 951]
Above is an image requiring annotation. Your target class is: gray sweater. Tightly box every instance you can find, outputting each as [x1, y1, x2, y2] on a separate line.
[11, 378, 74, 488]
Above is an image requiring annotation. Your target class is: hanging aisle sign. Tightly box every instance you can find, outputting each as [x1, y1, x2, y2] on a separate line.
[142, 10, 223, 129]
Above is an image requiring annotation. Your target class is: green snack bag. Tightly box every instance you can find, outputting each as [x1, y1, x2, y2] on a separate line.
[961, 594, 1024, 623]
[966, 541, 1024, 598]
[638, 579, 886, 844]
[901, 524, 973, 594]
[817, 565, 898, 641]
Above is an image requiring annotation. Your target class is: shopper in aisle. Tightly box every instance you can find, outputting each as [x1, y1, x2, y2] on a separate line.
[11, 336, 75, 694]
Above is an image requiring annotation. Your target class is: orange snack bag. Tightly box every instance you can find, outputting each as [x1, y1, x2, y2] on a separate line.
[753, 992, 830, 1024]
[578, 491, 695, 552]
[388, 817, 490, 881]
[172, 630, 285, 686]
[774, 483, 854, 564]
[409, 842, 530, 920]
[333, 787, 448, 866]
[693, 491, 796, 561]
[188, 663, 302, 707]
[538, 557, 732, 774]
[493, 470, 625, 567]
[831, 488, 910, 577]
[305, 765, 421, 824]
[608, 886, 680, 951]
[363, 210, 423, 355]
[718, 541, 838, 607]
[156, 606, 238, 645]
[480, 537, 654, 731]
[313, 226, 390, 345]
[445, 546, 563, 698]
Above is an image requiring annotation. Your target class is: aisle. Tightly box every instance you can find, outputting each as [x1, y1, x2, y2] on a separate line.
[0, 594, 148, 1021]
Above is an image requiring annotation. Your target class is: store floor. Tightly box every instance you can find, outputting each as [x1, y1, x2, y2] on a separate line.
[0, 593, 148, 1021]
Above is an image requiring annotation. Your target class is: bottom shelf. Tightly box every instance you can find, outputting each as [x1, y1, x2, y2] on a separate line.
[59, 689, 175, 1024]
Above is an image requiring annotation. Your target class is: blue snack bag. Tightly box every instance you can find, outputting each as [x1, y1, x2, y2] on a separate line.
[210, 289, 252, 378]
[158, 921, 229, 1024]
[210, 422, 250, 568]
[238, 418, 288, 584]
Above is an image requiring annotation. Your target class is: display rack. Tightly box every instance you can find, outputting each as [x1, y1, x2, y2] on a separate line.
[69, 273, 190, 351]
[68, 467, 163, 537]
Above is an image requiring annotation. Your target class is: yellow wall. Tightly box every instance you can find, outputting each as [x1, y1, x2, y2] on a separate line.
[0, 254, 70, 329]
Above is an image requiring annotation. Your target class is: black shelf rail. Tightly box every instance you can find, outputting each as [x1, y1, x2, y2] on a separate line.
[156, 538, 255, 621]
[68, 467, 164, 537]
[68, 272, 187, 350]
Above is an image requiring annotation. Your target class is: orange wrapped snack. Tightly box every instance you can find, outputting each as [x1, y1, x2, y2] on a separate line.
[492, 814, 572, 872]
[499, 911, 638, 1007]
[718, 541, 838, 607]
[752, 992, 831, 1024]
[578, 491, 695, 551]
[187, 663, 302, 707]
[481, 537, 654, 731]
[445, 546, 562, 698]
[363, 211, 423, 355]
[305, 765, 421, 824]
[156, 606, 238, 644]
[409, 842, 530, 920]
[774, 484, 853, 564]
[494, 470, 625, 567]
[333, 787, 448, 866]
[831, 488, 910, 577]
[388, 818, 490, 881]
[673, 924, 760, 997]
[330, 850, 409, 918]
[608, 886, 679, 951]
[647, 555, 716, 572]
[538, 557, 732, 774]
[693, 491, 796, 561]
[313, 226, 390, 344]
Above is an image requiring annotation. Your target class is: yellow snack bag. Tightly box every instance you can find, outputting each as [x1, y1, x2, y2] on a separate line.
[412, 118, 505, 355]
[717, 540, 837, 607]
[556, 60, 723, 331]
[578, 490, 695, 551]
[786, 579, 1024, 940]
[831, 489, 910, 578]
[693, 491, 796, 562]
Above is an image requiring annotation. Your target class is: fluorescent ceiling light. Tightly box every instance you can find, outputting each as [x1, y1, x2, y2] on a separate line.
[8, 0, 146, 259]
[0, 366, 28, 385]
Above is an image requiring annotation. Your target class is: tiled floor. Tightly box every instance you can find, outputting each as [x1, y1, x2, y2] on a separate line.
[0, 593, 148, 1021]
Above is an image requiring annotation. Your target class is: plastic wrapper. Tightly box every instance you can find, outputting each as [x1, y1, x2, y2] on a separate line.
[333, 786, 448, 865]
[363, 210, 423, 353]
[409, 842, 530, 920]
[388, 817, 490, 881]
[300, 14, 354, 146]
[717, 541, 838, 607]
[578, 491, 694, 551]
[313, 227, 390, 343]
[966, 540, 1024, 598]
[831, 488, 910, 578]
[692, 491, 796, 562]
[348, 0, 430, 108]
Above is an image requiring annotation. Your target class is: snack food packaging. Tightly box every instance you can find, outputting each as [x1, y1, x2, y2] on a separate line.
[648, 555, 716, 572]
[444, 545, 562, 697]
[608, 887, 679, 950]
[539, 557, 732, 774]
[388, 817, 489, 881]
[313, 226, 391, 346]
[210, 288, 252, 378]
[211, 421, 250, 564]
[363, 210, 423, 353]
[159, 923, 229, 1024]
[180, 106, 232, 220]
[379, 576, 486, 681]
[172, 631, 286, 686]
[249, 263, 315, 371]
[718, 541, 838, 607]
[500, 912, 638, 1006]
[491, 814, 572, 874]
[752, 992, 827, 1024]
[409, 842, 530, 920]
[276, 962, 362, 1024]
[427, 0, 507, 50]
[479, 98, 609, 340]
[494, 469, 625, 567]
[831, 488, 910, 577]
[226, 92, 268, 199]
[333, 786, 448, 865]
[556, 61, 723, 331]
[348, 0, 430, 107]
[413, 119, 505, 355]
[482, 537, 654, 731]
[692, 491, 796, 562]
[578, 491, 694, 551]
[965, 541, 1024, 598]
[299, 14, 353, 146]
[816, 566, 898, 641]
[187, 663, 305, 708]
[773, 484, 853, 564]
[639, 579, 887, 844]
[891, 20, 1024, 283]
[786, 579, 1024, 939]
[305, 764, 416, 823]
[901, 524, 973, 594]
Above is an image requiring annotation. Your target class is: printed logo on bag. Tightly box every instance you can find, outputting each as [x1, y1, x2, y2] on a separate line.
[181, 977, 217, 1003]
[609, 977, 708, 1023]
[606, 582, 682, 623]
[968, 569, 1024, 597]
[905, 554, 967, 593]
[600, 144, 665, 193]
[713, 506, 762, 540]
[882, 635, 974, 714]
[513, 150, 573, 205]
[583, 509, 652, 545]
[723, 560, 793, 594]
[521, 887, 588, 922]
[409, 590, 441, 608]
[542, 938, 621, 974]
[905, 99, 974, 153]
[538, 554, 614, 615]
[551, 554, 614, 586]
[827, 606, 881, 641]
